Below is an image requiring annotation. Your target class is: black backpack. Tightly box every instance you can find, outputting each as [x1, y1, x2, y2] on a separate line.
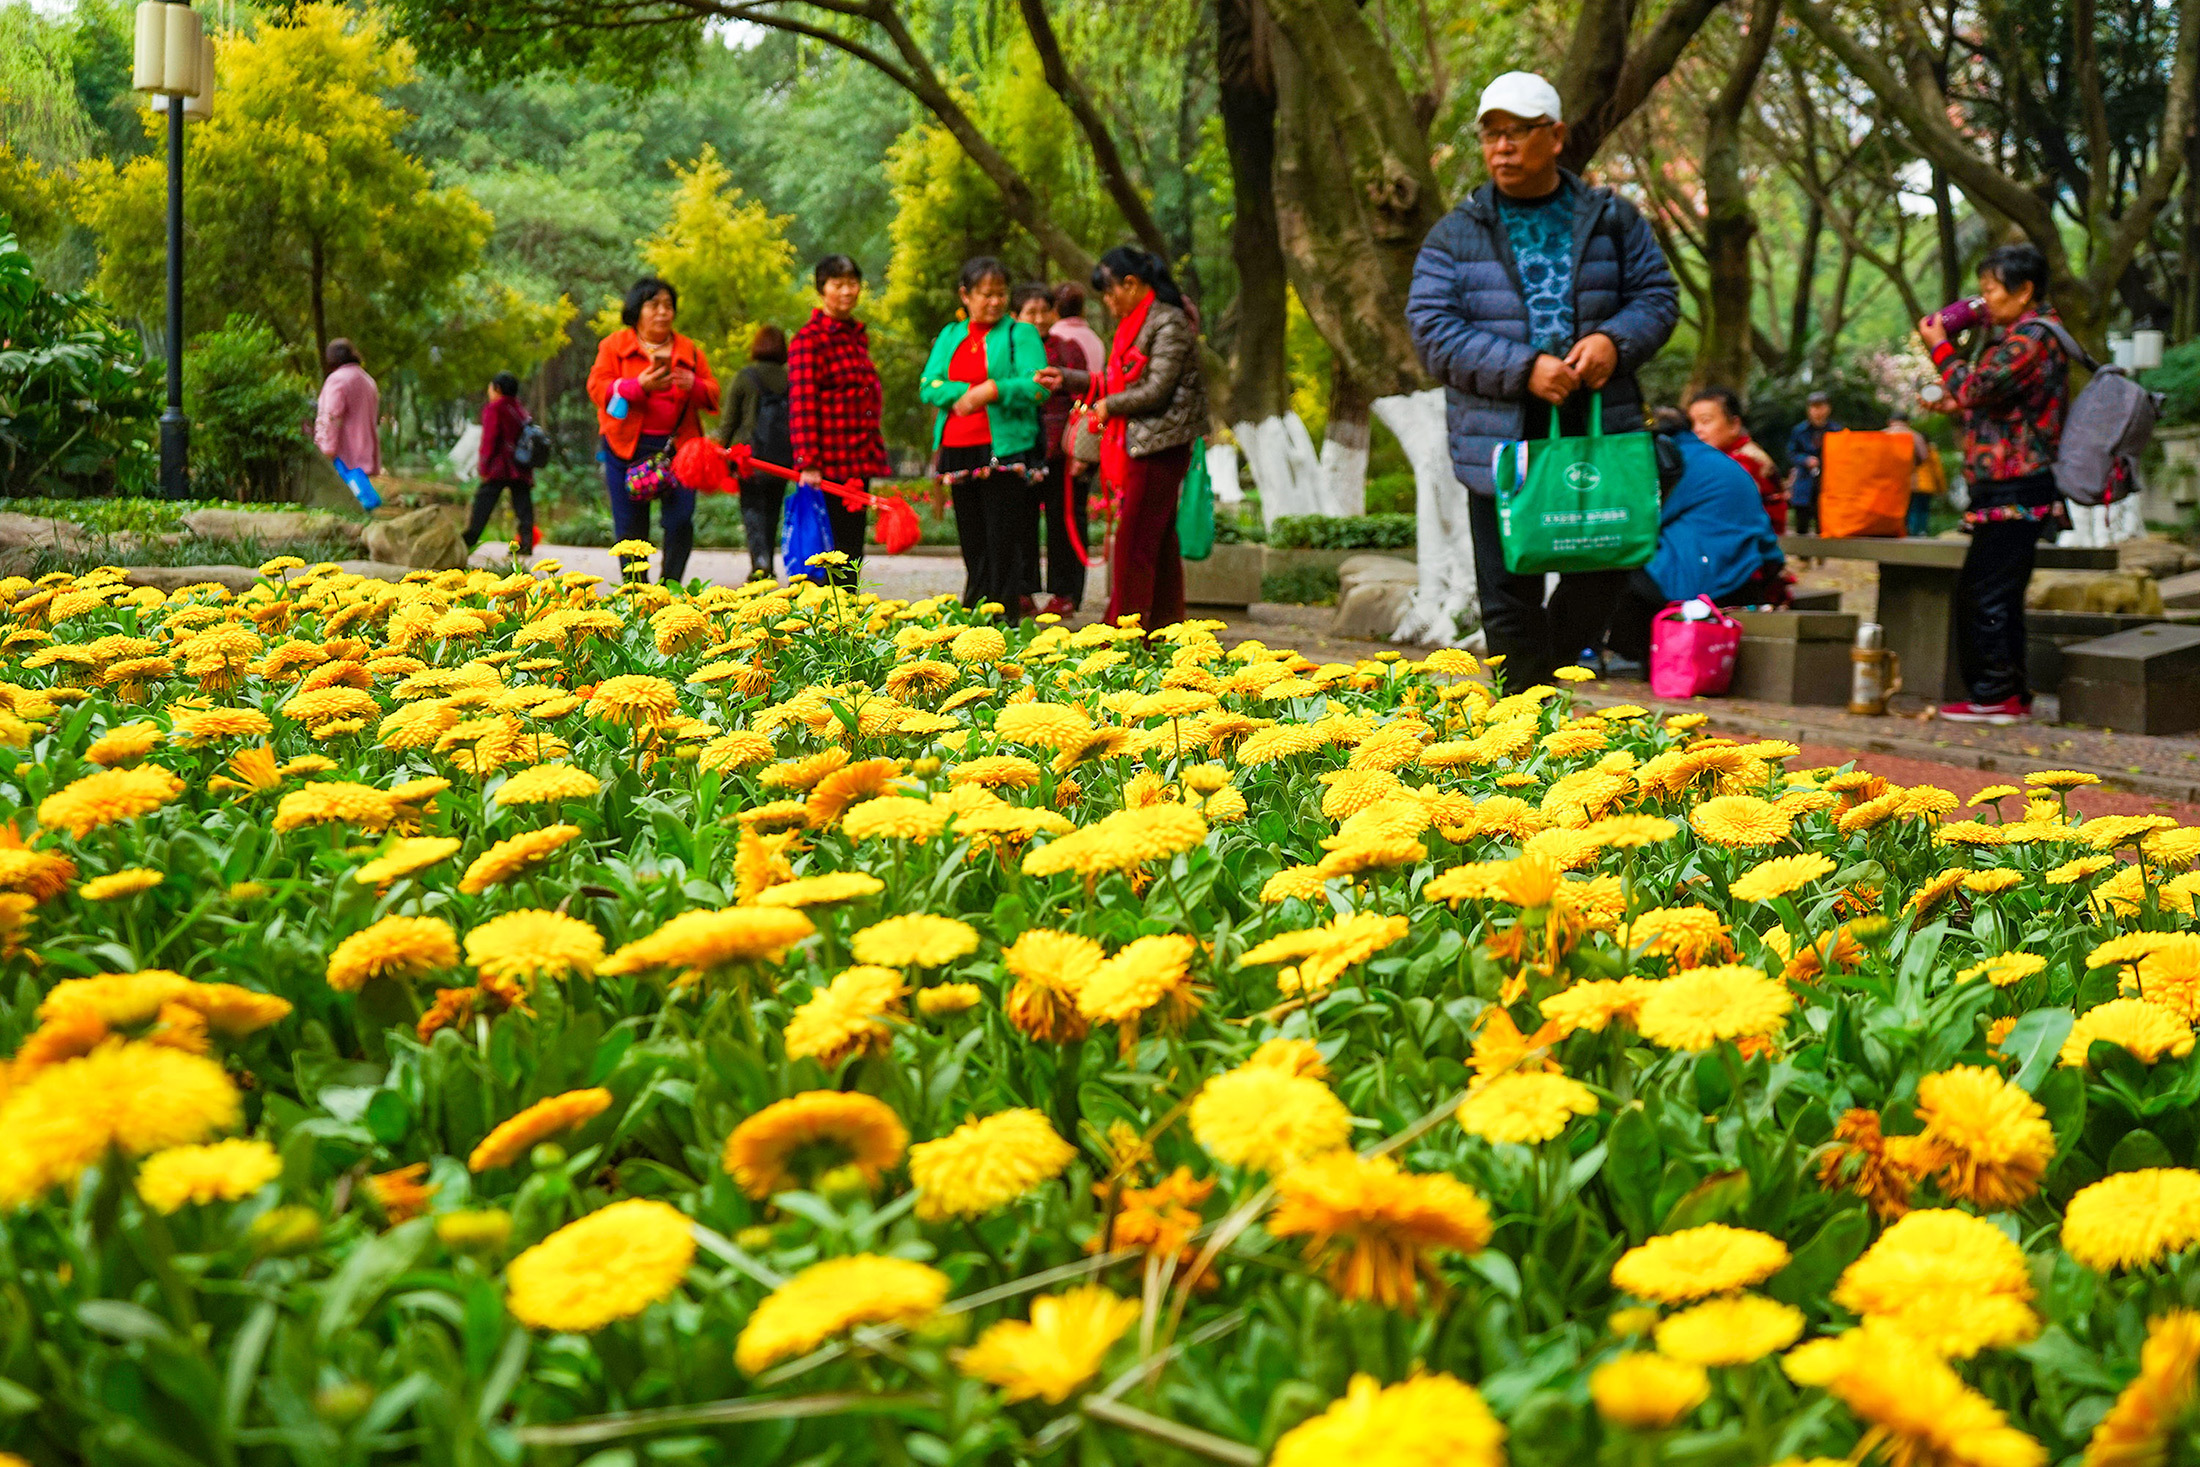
[749, 370, 793, 470]
[511, 418, 554, 470]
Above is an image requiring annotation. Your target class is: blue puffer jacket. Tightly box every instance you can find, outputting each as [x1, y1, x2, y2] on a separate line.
[1406, 171, 1680, 495]
[1648, 432, 1783, 603]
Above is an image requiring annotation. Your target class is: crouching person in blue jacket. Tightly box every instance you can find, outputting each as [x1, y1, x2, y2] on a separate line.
[1406, 70, 1680, 688]
[1601, 410, 1790, 671]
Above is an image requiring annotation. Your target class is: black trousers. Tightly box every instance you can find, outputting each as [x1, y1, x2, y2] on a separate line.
[1791, 500, 1818, 536]
[1467, 486, 1626, 689]
[1956, 515, 2042, 705]
[463, 477, 534, 552]
[739, 478, 783, 579]
[949, 464, 1038, 616]
[1042, 458, 1091, 606]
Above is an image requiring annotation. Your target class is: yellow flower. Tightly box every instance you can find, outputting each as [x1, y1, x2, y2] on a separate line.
[1003, 928, 1101, 1043]
[1188, 1064, 1352, 1174]
[1267, 1150, 1492, 1310]
[957, 1285, 1139, 1403]
[435, 1209, 513, 1254]
[1783, 1320, 2045, 1467]
[844, 796, 951, 842]
[750, 872, 887, 909]
[2061, 999, 2195, 1068]
[1634, 965, 1792, 1051]
[584, 674, 680, 725]
[2084, 1310, 2200, 1467]
[850, 913, 979, 969]
[2027, 769, 2101, 789]
[464, 909, 605, 985]
[0, 1041, 241, 1206]
[1611, 1223, 1790, 1302]
[1456, 1070, 1599, 1144]
[1689, 795, 1792, 847]
[1022, 804, 1208, 879]
[1728, 852, 1836, 903]
[1964, 868, 2024, 894]
[494, 763, 603, 806]
[133, 1138, 282, 1214]
[1540, 977, 1656, 1036]
[908, 1107, 1076, 1220]
[458, 824, 584, 895]
[1239, 911, 1409, 996]
[917, 983, 981, 1016]
[1590, 1352, 1709, 1429]
[80, 868, 162, 901]
[1652, 1294, 1804, 1365]
[2061, 1169, 2200, 1271]
[37, 765, 185, 838]
[734, 1254, 950, 1374]
[1832, 1208, 2039, 1357]
[783, 965, 906, 1067]
[272, 781, 398, 834]
[469, 1088, 615, 1172]
[353, 836, 462, 886]
[723, 1091, 908, 1199]
[1270, 1373, 1506, 1467]
[1913, 1064, 2055, 1209]
[326, 915, 460, 992]
[84, 721, 163, 766]
[505, 1199, 696, 1332]
[1958, 952, 2049, 988]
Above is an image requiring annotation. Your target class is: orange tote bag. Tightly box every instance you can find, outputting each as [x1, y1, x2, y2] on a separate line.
[1817, 429, 1913, 538]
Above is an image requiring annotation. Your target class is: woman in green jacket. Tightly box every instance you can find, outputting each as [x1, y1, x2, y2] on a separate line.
[921, 256, 1050, 616]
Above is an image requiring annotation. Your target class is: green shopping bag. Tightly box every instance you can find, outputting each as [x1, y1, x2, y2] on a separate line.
[1177, 436, 1214, 561]
[1493, 392, 1660, 574]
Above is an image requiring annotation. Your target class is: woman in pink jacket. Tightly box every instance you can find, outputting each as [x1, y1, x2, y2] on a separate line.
[314, 339, 381, 494]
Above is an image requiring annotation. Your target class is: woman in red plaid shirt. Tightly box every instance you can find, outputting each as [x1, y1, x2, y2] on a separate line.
[1917, 242, 2072, 726]
[788, 255, 893, 585]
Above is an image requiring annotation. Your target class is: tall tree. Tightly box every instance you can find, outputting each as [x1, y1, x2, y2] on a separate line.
[1689, 0, 1781, 391]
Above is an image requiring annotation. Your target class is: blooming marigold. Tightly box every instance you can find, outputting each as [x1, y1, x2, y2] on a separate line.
[908, 1107, 1076, 1220]
[505, 1198, 695, 1332]
[1077, 933, 1200, 1038]
[84, 721, 162, 767]
[1832, 1208, 2039, 1357]
[1003, 928, 1102, 1042]
[735, 1254, 950, 1374]
[1913, 1064, 2055, 1209]
[1959, 952, 2050, 988]
[1635, 965, 1792, 1051]
[2061, 999, 2195, 1069]
[1611, 1224, 1790, 1302]
[957, 1286, 1140, 1403]
[494, 763, 603, 806]
[1022, 804, 1207, 879]
[584, 674, 680, 725]
[1689, 795, 1792, 847]
[1269, 1373, 1506, 1467]
[2084, 1310, 2200, 1467]
[1188, 1063, 1352, 1174]
[1456, 1070, 1599, 1144]
[1653, 1294, 1804, 1366]
[37, 765, 184, 838]
[850, 913, 979, 969]
[469, 1087, 614, 1172]
[134, 1137, 282, 1214]
[0, 1041, 241, 1206]
[783, 965, 905, 1066]
[458, 824, 583, 894]
[1783, 1320, 2045, 1467]
[1729, 852, 1836, 903]
[326, 914, 460, 992]
[2062, 1169, 2200, 1272]
[751, 872, 886, 909]
[1591, 1352, 1709, 1429]
[353, 836, 462, 887]
[843, 795, 951, 842]
[723, 1090, 909, 1199]
[1267, 1150, 1492, 1311]
[272, 781, 398, 834]
[80, 868, 162, 901]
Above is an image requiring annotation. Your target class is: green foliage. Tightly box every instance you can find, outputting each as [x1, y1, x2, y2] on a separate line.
[1261, 564, 1340, 603]
[0, 494, 306, 533]
[1364, 469, 1416, 516]
[1268, 513, 1417, 550]
[2142, 339, 2200, 427]
[0, 229, 156, 496]
[183, 315, 317, 501]
[0, 149, 69, 261]
[71, 5, 572, 397]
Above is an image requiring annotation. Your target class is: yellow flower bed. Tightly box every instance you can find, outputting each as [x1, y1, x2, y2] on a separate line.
[0, 557, 2193, 1465]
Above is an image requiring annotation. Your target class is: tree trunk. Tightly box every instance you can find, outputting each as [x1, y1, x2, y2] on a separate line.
[1788, 196, 1820, 371]
[1015, 0, 1173, 266]
[1557, 0, 1725, 168]
[1687, 0, 1779, 395]
[1321, 362, 1372, 514]
[1930, 162, 1962, 310]
[1812, 239, 1854, 375]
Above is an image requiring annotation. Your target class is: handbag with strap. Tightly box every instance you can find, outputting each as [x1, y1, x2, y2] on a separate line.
[1491, 391, 1660, 574]
[1065, 392, 1104, 465]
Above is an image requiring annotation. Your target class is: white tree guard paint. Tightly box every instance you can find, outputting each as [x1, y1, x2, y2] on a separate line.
[1319, 436, 1369, 517]
[1205, 441, 1245, 504]
[2056, 497, 2143, 548]
[1374, 389, 1478, 645]
[1234, 412, 1331, 524]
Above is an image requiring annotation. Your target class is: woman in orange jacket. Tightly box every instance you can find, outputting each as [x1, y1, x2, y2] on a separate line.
[587, 276, 720, 582]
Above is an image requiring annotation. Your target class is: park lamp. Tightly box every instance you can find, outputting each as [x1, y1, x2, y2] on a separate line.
[130, 3, 212, 499]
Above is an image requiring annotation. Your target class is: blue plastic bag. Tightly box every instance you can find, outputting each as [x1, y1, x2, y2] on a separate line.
[782, 481, 833, 580]
[331, 456, 380, 510]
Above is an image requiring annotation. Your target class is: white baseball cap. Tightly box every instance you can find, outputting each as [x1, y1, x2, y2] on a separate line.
[1477, 71, 1563, 125]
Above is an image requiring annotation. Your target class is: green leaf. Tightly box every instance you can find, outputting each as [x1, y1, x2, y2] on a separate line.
[2105, 1127, 2177, 1173]
[2004, 1007, 2075, 1092]
[1661, 1169, 1751, 1232]
[1765, 1206, 1869, 1309]
[316, 1218, 434, 1343]
[364, 1088, 414, 1145]
[75, 1300, 176, 1343]
[1603, 1107, 1661, 1241]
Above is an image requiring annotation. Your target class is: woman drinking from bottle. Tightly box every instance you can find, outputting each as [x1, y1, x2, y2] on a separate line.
[587, 276, 719, 583]
[920, 256, 1049, 616]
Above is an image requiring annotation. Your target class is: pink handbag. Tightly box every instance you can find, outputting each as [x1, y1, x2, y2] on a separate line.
[1648, 596, 1743, 699]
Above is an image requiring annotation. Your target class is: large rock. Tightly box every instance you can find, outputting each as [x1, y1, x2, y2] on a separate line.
[331, 560, 427, 582]
[363, 507, 469, 570]
[123, 564, 260, 593]
[2027, 569, 2165, 616]
[1331, 553, 1419, 641]
[0, 513, 97, 555]
[181, 508, 364, 550]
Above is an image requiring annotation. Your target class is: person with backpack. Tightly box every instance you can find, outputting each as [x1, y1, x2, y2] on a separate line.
[465, 371, 536, 559]
[1917, 243, 2072, 725]
[717, 324, 793, 580]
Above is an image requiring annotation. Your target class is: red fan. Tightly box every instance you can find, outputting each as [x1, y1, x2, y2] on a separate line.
[671, 437, 730, 493]
[699, 441, 919, 556]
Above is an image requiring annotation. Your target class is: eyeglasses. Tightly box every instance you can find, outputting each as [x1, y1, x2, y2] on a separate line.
[1478, 120, 1554, 146]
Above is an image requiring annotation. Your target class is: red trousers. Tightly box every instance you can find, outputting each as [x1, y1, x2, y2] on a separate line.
[1104, 441, 1190, 628]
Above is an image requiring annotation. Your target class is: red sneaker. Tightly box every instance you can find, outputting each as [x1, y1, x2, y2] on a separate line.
[1938, 697, 2030, 725]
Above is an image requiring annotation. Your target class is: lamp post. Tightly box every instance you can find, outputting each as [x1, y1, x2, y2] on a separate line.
[131, 3, 213, 499]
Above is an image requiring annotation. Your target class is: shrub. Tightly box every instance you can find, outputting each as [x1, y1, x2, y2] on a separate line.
[183, 316, 316, 500]
[1268, 512, 1416, 550]
[2143, 339, 2200, 427]
[1262, 564, 1340, 603]
[0, 230, 158, 497]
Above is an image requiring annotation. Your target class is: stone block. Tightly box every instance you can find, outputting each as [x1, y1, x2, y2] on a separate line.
[2157, 568, 2200, 609]
[181, 508, 364, 550]
[363, 507, 469, 570]
[1182, 542, 1264, 606]
[2059, 623, 2200, 733]
[1727, 610, 1858, 706]
[1788, 588, 1843, 611]
[122, 564, 260, 594]
[1331, 555, 1419, 641]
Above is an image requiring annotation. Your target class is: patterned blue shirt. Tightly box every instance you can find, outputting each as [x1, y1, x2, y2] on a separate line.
[1496, 180, 1577, 355]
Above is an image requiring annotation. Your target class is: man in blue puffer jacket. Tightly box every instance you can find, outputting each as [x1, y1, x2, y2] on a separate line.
[1406, 70, 1680, 686]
